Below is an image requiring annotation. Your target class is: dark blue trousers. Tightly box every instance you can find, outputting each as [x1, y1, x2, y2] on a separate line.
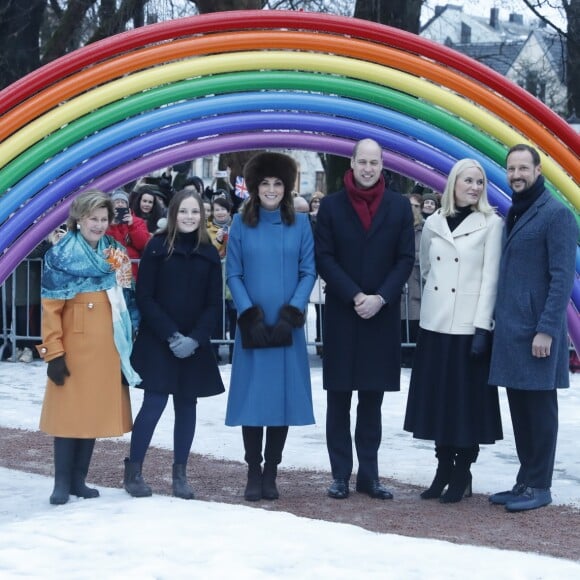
[130, 391, 197, 465]
[326, 390, 384, 483]
[506, 388, 558, 489]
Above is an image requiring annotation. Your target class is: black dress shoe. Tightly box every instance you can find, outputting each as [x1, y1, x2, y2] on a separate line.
[356, 480, 393, 500]
[327, 479, 349, 499]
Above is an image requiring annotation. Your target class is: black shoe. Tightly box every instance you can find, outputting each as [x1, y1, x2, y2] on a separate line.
[356, 479, 393, 500]
[327, 478, 349, 499]
[172, 463, 195, 500]
[505, 487, 552, 512]
[244, 464, 262, 502]
[261, 463, 279, 500]
[123, 458, 152, 498]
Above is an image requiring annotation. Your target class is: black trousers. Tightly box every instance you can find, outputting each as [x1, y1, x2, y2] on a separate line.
[506, 388, 558, 489]
[326, 390, 384, 483]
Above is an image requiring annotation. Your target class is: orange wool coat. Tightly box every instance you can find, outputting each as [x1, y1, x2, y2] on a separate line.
[36, 291, 133, 438]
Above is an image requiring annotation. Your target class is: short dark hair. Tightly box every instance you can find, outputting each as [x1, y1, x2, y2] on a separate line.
[506, 144, 541, 166]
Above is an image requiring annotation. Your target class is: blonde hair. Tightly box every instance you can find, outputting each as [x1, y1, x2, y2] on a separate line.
[67, 190, 114, 231]
[439, 159, 494, 217]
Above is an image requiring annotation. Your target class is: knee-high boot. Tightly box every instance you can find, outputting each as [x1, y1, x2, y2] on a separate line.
[70, 438, 99, 499]
[440, 446, 479, 504]
[242, 426, 263, 501]
[262, 426, 289, 500]
[50, 437, 76, 505]
[421, 445, 454, 499]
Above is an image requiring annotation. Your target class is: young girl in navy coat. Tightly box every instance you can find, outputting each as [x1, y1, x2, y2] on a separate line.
[125, 189, 225, 499]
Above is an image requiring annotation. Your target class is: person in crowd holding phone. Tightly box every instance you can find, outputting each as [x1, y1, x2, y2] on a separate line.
[36, 190, 137, 504]
[225, 152, 316, 502]
[404, 159, 503, 503]
[125, 190, 225, 500]
[107, 189, 151, 279]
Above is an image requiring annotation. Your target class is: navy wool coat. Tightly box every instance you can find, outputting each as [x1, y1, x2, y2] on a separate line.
[489, 191, 578, 390]
[315, 188, 415, 391]
[131, 234, 225, 400]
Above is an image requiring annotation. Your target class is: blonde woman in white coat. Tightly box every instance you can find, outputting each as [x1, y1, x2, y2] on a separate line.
[404, 158, 504, 503]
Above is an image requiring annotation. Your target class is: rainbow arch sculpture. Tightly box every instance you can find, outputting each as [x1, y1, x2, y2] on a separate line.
[0, 10, 578, 349]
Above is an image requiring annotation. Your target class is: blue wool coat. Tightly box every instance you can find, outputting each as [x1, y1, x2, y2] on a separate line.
[489, 191, 577, 390]
[225, 209, 316, 426]
[131, 234, 225, 400]
[315, 188, 415, 391]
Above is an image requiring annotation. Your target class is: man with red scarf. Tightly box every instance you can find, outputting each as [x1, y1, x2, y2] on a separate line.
[315, 138, 415, 500]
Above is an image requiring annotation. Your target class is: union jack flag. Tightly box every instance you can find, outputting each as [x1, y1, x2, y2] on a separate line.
[234, 176, 249, 200]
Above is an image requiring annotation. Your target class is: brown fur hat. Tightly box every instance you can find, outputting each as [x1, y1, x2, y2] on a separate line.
[244, 152, 297, 196]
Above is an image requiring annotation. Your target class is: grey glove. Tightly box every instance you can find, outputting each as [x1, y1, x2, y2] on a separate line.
[168, 332, 198, 358]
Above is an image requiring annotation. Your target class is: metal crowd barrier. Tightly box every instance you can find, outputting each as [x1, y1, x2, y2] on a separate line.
[1, 259, 418, 362]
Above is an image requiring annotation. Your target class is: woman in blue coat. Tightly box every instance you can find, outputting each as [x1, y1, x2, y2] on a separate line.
[225, 152, 316, 502]
[126, 189, 225, 500]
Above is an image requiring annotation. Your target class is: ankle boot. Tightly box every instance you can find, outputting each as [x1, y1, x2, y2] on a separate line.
[262, 463, 279, 500]
[70, 439, 99, 499]
[440, 446, 479, 504]
[123, 458, 152, 497]
[244, 464, 263, 501]
[50, 438, 76, 505]
[421, 445, 454, 499]
[172, 463, 195, 500]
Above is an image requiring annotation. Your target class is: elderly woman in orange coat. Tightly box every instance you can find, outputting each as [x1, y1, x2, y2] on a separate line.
[37, 190, 138, 505]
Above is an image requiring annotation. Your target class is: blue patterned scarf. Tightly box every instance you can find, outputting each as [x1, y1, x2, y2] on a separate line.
[42, 231, 141, 386]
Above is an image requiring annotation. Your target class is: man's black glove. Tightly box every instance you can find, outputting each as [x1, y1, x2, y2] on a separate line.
[47, 355, 70, 386]
[470, 328, 492, 358]
[238, 306, 270, 349]
[270, 305, 305, 347]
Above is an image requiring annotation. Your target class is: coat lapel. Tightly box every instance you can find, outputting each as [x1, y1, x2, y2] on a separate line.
[504, 191, 549, 247]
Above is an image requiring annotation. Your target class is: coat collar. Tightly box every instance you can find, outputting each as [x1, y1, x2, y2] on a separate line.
[427, 209, 487, 243]
[506, 189, 550, 242]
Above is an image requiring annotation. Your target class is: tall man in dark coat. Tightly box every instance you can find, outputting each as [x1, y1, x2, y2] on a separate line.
[489, 144, 578, 512]
[315, 138, 415, 499]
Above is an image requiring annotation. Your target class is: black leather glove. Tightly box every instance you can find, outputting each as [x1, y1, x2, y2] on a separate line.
[168, 332, 198, 358]
[238, 306, 270, 349]
[47, 355, 70, 386]
[470, 328, 492, 358]
[269, 305, 305, 347]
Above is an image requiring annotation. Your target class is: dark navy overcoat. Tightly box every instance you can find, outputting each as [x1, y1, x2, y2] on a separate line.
[489, 191, 577, 390]
[315, 188, 415, 391]
[131, 234, 225, 400]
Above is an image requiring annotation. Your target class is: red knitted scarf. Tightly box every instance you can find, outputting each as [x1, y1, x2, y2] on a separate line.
[344, 169, 385, 231]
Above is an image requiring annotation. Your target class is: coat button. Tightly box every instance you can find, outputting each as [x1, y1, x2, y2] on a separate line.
[88, 303, 94, 309]
[434, 286, 438, 290]
[451, 288, 456, 293]
[40, 347, 47, 354]
[455, 258, 459, 262]
[436, 256, 441, 260]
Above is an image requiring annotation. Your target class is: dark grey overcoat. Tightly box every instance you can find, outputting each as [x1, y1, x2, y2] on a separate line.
[315, 188, 415, 391]
[489, 191, 578, 390]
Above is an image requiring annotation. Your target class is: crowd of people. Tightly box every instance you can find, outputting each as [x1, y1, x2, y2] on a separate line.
[25, 140, 578, 514]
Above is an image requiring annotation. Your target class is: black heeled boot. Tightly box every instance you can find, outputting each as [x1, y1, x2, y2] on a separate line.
[242, 426, 264, 501]
[172, 463, 195, 499]
[70, 438, 99, 499]
[421, 445, 454, 499]
[262, 426, 289, 500]
[440, 446, 479, 504]
[50, 437, 76, 505]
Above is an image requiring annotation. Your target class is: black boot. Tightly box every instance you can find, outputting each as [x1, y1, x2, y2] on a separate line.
[262, 463, 279, 500]
[421, 445, 454, 499]
[123, 458, 152, 497]
[440, 446, 479, 504]
[244, 464, 263, 501]
[50, 437, 75, 505]
[262, 426, 288, 500]
[242, 426, 264, 501]
[70, 439, 99, 499]
[172, 463, 195, 500]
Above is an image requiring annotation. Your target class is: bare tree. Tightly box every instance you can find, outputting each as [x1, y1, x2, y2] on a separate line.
[519, 0, 579, 116]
